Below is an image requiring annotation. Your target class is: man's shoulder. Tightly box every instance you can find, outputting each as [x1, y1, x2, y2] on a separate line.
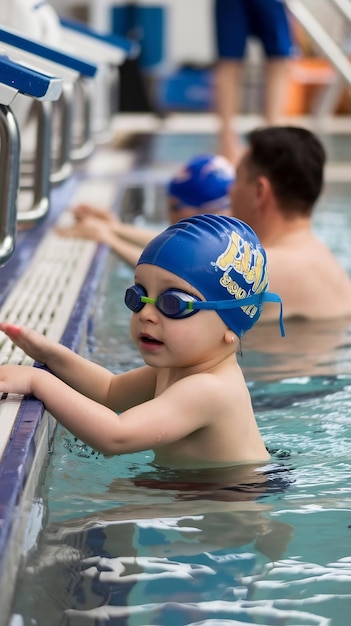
[265, 235, 351, 319]
[267, 232, 337, 272]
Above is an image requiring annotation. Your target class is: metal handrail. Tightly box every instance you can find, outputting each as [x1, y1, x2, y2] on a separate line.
[0, 105, 19, 265]
[70, 77, 94, 162]
[17, 99, 52, 225]
[50, 82, 74, 184]
[286, 0, 351, 84]
[20, 81, 75, 187]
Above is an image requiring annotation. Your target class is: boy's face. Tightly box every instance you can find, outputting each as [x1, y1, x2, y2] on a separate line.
[129, 264, 232, 372]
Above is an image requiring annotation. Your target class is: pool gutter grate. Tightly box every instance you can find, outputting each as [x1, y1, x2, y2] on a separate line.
[0, 232, 97, 459]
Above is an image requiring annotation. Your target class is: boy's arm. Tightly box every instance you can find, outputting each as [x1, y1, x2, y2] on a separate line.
[0, 323, 155, 409]
[0, 322, 112, 400]
[0, 364, 143, 453]
[0, 365, 213, 456]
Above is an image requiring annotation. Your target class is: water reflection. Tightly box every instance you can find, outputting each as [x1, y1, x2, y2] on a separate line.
[13, 459, 296, 626]
[16, 503, 293, 625]
[242, 317, 351, 382]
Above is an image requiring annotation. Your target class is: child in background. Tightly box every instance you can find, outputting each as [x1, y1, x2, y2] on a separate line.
[56, 154, 235, 267]
[0, 214, 283, 469]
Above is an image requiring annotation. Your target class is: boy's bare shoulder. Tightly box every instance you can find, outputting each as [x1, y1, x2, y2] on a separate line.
[158, 367, 249, 420]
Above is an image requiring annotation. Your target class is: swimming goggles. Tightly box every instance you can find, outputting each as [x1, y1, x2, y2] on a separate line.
[125, 284, 285, 335]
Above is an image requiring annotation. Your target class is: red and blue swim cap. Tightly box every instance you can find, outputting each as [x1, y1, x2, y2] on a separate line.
[137, 214, 284, 337]
[168, 154, 235, 212]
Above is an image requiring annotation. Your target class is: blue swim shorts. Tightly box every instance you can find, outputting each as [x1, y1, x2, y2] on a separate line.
[215, 0, 295, 59]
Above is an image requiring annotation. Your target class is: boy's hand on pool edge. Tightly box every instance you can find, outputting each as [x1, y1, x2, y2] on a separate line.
[0, 363, 38, 396]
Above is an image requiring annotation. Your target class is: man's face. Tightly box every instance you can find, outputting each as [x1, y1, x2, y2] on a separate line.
[230, 150, 259, 228]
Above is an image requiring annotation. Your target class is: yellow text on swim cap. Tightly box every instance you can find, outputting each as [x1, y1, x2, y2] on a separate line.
[216, 232, 268, 293]
[220, 273, 257, 318]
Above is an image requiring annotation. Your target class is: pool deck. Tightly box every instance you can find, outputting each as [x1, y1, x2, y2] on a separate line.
[110, 112, 351, 181]
[0, 112, 351, 625]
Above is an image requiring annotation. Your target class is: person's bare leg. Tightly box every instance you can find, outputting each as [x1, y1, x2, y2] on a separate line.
[265, 58, 292, 124]
[215, 59, 244, 165]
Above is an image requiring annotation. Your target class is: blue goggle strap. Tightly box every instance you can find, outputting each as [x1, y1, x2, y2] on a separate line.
[190, 292, 285, 337]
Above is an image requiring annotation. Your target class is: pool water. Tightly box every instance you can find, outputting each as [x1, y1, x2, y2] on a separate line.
[149, 131, 351, 166]
[9, 145, 351, 625]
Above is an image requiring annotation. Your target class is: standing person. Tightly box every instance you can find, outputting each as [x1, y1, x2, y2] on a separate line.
[230, 125, 351, 321]
[0, 214, 283, 469]
[214, 0, 295, 163]
[56, 154, 235, 267]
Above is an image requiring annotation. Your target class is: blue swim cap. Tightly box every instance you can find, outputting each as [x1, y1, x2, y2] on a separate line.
[137, 214, 284, 337]
[168, 154, 235, 212]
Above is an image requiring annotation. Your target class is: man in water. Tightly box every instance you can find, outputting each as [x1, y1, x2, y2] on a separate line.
[231, 126, 351, 321]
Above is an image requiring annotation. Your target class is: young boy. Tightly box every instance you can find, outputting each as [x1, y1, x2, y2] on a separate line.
[0, 214, 283, 469]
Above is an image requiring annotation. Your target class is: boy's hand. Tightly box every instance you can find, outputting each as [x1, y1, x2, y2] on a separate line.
[0, 323, 54, 365]
[0, 364, 35, 396]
